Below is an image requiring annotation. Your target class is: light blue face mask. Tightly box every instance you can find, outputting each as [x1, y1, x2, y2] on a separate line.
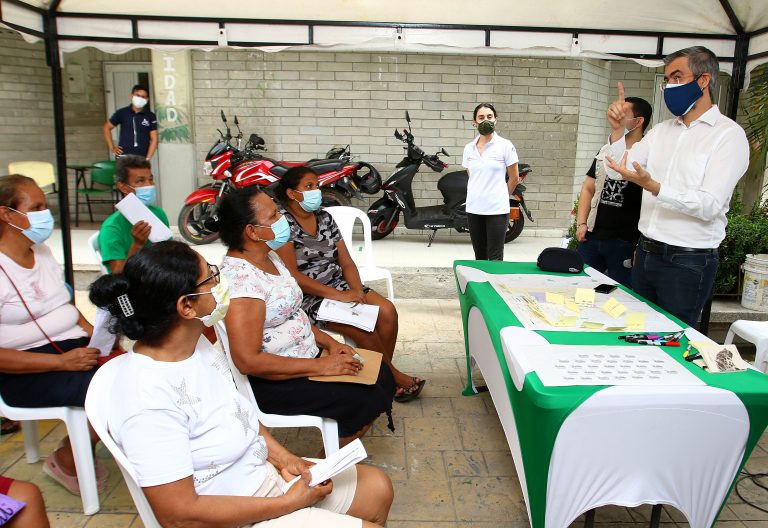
[6, 208, 54, 245]
[254, 216, 291, 250]
[131, 185, 157, 206]
[296, 189, 322, 212]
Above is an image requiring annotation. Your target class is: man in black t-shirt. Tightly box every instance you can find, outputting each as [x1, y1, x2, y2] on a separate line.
[102, 84, 158, 160]
[575, 97, 652, 287]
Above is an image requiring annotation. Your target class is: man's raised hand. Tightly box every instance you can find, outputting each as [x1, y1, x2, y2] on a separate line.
[607, 81, 634, 132]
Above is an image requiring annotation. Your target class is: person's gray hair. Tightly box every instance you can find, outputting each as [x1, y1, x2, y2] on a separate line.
[663, 46, 719, 99]
[115, 155, 151, 184]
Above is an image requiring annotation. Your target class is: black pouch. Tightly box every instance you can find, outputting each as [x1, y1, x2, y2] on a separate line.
[537, 247, 584, 274]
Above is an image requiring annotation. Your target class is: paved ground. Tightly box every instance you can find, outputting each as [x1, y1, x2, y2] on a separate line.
[4, 297, 768, 527]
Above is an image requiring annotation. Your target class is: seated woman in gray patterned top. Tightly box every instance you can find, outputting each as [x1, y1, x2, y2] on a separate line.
[275, 166, 425, 403]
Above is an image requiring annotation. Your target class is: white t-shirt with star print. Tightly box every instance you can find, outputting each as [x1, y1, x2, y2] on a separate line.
[110, 337, 269, 496]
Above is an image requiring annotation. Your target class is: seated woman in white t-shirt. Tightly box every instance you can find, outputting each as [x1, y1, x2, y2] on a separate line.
[89, 240, 393, 527]
[0, 175, 104, 495]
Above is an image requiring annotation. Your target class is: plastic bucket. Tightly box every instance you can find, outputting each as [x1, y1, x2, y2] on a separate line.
[741, 254, 768, 311]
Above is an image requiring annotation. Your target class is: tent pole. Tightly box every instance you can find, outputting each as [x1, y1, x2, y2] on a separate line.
[727, 34, 749, 120]
[42, 9, 74, 287]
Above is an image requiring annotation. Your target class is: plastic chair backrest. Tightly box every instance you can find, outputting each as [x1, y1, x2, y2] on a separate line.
[90, 167, 115, 188]
[85, 355, 162, 528]
[92, 160, 116, 172]
[8, 161, 56, 189]
[213, 321, 259, 407]
[324, 206, 376, 268]
[88, 233, 109, 275]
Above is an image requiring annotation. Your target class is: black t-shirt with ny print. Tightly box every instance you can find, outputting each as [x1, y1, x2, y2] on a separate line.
[586, 158, 642, 243]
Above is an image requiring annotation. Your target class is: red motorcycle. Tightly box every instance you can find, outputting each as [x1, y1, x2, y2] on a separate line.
[178, 112, 381, 245]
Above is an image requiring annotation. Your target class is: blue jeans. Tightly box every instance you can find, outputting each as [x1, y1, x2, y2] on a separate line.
[632, 243, 719, 327]
[577, 237, 635, 288]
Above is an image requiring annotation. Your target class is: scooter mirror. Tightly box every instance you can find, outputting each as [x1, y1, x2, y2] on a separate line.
[234, 115, 239, 125]
[405, 111, 411, 123]
[441, 148, 449, 156]
[394, 129, 403, 141]
[220, 110, 227, 122]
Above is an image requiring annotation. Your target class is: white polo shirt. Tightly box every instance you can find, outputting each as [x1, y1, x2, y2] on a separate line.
[462, 133, 519, 215]
[604, 106, 749, 249]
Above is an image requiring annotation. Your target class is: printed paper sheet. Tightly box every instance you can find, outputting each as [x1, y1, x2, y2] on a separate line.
[520, 345, 704, 387]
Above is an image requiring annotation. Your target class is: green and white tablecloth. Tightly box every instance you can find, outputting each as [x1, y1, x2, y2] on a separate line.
[454, 260, 768, 528]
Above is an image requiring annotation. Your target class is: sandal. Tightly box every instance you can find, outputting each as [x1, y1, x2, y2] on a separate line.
[54, 439, 109, 483]
[42, 446, 107, 495]
[0, 418, 20, 436]
[394, 378, 426, 403]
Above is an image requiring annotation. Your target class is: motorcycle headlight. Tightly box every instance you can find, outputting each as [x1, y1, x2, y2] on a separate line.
[203, 161, 213, 176]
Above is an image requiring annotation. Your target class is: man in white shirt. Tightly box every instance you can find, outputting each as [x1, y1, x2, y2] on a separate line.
[604, 46, 749, 326]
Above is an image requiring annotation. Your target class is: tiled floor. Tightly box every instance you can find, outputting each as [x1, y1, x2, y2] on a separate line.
[3, 298, 768, 527]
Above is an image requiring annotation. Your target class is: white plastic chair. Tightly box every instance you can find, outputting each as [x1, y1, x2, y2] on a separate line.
[88, 233, 109, 275]
[85, 355, 161, 527]
[724, 320, 768, 373]
[8, 161, 57, 195]
[213, 321, 340, 454]
[325, 206, 395, 301]
[0, 392, 99, 514]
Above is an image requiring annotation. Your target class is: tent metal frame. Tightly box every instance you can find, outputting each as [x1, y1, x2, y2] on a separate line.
[1, 0, 766, 332]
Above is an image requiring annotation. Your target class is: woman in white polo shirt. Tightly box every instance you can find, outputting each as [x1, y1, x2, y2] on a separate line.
[462, 103, 519, 261]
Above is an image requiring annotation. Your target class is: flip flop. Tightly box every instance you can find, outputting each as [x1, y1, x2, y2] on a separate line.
[394, 378, 426, 403]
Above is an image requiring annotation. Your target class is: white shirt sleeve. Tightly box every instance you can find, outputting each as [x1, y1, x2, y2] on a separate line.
[117, 409, 194, 487]
[462, 143, 471, 169]
[655, 126, 749, 221]
[603, 129, 654, 181]
[504, 141, 519, 167]
[222, 261, 267, 301]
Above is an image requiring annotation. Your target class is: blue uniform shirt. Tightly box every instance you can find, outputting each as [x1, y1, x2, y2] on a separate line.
[109, 106, 157, 157]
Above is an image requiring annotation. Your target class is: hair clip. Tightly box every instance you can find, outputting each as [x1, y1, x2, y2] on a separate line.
[116, 294, 134, 317]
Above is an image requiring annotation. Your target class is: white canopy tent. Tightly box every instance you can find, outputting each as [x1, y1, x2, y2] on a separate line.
[1, 0, 767, 282]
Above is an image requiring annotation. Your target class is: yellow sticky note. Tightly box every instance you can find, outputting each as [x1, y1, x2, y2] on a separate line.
[574, 288, 595, 306]
[601, 298, 627, 318]
[581, 321, 604, 329]
[626, 313, 646, 330]
[565, 300, 581, 314]
[554, 315, 578, 327]
[545, 292, 565, 305]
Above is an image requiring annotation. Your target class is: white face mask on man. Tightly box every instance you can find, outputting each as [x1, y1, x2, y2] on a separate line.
[132, 96, 148, 109]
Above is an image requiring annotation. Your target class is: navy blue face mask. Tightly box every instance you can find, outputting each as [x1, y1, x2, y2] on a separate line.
[663, 75, 704, 117]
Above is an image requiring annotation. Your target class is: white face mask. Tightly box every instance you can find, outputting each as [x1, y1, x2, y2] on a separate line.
[132, 96, 148, 109]
[186, 274, 230, 327]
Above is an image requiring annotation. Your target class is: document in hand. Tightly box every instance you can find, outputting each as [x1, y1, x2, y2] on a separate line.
[88, 307, 116, 357]
[115, 193, 173, 243]
[316, 299, 379, 332]
[282, 438, 368, 492]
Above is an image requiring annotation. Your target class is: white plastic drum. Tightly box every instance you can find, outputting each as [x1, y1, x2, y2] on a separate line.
[741, 254, 768, 312]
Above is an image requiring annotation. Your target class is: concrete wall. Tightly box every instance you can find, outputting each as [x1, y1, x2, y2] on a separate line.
[190, 50, 604, 235]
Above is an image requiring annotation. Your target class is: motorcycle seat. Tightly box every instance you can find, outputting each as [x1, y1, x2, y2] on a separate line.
[270, 165, 290, 177]
[305, 159, 348, 173]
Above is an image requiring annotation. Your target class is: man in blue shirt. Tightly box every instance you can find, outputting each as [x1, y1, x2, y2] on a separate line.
[102, 84, 158, 160]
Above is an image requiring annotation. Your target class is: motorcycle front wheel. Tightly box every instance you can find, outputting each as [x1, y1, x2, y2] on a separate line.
[178, 202, 221, 245]
[369, 210, 400, 240]
[321, 188, 352, 207]
[504, 215, 525, 243]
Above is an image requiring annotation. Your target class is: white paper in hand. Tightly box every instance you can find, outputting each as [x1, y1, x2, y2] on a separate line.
[316, 299, 379, 332]
[88, 308, 116, 357]
[115, 193, 173, 243]
[282, 438, 367, 492]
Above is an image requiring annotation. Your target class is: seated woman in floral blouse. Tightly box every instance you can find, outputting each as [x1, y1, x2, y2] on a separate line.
[275, 166, 425, 403]
[217, 186, 396, 446]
